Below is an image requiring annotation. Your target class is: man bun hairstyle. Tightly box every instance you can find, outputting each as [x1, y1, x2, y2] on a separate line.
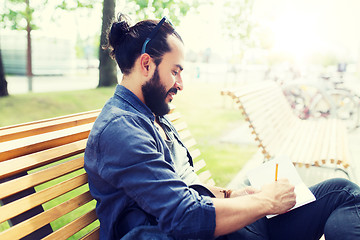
[106, 13, 183, 75]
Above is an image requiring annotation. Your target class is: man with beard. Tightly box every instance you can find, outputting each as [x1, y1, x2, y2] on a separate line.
[84, 14, 360, 240]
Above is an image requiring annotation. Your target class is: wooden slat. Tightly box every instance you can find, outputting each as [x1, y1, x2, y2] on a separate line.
[0, 157, 84, 199]
[337, 121, 350, 168]
[184, 138, 197, 149]
[229, 81, 351, 169]
[206, 178, 216, 186]
[42, 208, 98, 240]
[0, 123, 92, 162]
[0, 110, 99, 131]
[0, 111, 100, 143]
[0, 173, 88, 223]
[167, 112, 181, 122]
[0, 191, 94, 240]
[198, 170, 212, 183]
[193, 159, 206, 173]
[80, 227, 100, 240]
[190, 149, 201, 160]
[173, 122, 187, 133]
[290, 123, 309, 166]
[319, 120, 332, 164]
[178, 130, 192, 141]
[0, 139, 87, 180]
[301, 121, 320, 167]
[312, 120, 328, 166]
[0, 106, 217, 240]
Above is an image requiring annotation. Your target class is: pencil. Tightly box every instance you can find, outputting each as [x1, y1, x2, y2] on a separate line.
[275, 163, 278, 181]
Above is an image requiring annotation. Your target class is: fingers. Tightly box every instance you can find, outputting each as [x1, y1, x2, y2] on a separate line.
[260, 179, 297, 215]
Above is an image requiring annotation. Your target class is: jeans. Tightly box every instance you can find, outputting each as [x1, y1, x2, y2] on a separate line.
[121, 178, 360, 240]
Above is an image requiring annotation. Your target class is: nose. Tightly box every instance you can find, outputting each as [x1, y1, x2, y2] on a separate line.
[174, 76, 183, 91]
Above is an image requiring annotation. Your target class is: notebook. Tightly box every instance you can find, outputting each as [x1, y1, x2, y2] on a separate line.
[246, 156, 316, 218]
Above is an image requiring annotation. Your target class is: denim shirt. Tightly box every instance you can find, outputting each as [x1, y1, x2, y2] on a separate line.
[84, 85, 216, 240]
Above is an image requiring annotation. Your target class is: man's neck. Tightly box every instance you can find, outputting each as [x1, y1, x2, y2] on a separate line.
[120, 74, 145, 104]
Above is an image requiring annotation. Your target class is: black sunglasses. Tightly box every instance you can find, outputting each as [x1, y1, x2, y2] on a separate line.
[141, 16, 174, 54]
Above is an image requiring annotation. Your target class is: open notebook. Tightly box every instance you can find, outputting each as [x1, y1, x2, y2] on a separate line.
[246, 156, 316, 218]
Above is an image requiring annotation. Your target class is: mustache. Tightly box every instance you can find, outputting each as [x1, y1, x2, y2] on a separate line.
[167, 88, 178, 95]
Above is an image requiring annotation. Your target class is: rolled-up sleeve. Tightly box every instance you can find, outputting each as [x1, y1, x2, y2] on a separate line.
[97, 115, 216, 239]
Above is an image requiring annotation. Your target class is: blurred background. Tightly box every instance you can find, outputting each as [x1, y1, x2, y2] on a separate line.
[1, 0, 360, 185]
[1, 0, 359, 94]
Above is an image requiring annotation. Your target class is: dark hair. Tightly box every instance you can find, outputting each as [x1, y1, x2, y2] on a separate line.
[106, 14, 183, 75]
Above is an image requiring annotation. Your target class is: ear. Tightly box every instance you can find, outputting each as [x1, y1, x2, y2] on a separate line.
[139, 53, 155, 77]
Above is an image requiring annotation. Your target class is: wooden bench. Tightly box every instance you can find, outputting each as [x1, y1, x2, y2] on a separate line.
[0, 107, 213, 239]
[221, 81, 351, 172]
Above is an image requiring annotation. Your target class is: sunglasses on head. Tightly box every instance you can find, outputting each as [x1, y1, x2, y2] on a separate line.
[141, 16, 174, 55]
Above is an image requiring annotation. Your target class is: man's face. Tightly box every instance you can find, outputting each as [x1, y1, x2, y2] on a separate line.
[142, 66, 174, 116]
[142, 35, 184, 116]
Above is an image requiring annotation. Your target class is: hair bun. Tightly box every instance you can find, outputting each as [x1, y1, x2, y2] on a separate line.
[108, 14, 130, 48]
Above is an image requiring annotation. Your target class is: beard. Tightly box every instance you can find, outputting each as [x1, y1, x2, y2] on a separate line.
[142, 67, 177, 116]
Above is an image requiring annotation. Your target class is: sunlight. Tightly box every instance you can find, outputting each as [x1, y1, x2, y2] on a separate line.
[253, 0, 360, 65]
[269, 9, 320, 62]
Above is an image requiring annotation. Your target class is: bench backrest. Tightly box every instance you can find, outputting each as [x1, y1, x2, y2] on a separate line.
[0, 108, 213, 239]
[223, 81, 350, 169]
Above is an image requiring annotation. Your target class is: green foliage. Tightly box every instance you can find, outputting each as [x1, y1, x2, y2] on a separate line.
[223, 0, 255, 41]
[56, 0, 96, 11]
[1, 0, 43, 31]
[0, 0, 96, 32]
[222, 0, 257, 63]
[129, 0, 202, 25]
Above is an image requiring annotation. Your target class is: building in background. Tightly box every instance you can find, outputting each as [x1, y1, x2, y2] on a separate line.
[1, 31, 76, 75]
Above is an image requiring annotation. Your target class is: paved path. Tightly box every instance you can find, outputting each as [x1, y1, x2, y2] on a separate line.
[5, 70, 100, 95]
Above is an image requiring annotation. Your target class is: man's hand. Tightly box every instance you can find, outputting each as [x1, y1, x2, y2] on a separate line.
[231, 186, 260, 197]
[259, 179, 296, 215]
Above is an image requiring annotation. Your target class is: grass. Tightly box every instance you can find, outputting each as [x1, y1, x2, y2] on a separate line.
[173, 80, 257, 186]
[0, 79, 257, 237]
[0, 87, 113, 126]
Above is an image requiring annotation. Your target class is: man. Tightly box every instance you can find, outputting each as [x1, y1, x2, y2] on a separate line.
[84, 14, 360, 240]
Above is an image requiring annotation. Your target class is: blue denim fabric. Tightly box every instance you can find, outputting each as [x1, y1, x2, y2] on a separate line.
[223, 178, 360, 240]
[84, 85, 216, 240]
[267, 178, 360, 240]
[121, 226, 176, 240]
[122, 178, 360, 240]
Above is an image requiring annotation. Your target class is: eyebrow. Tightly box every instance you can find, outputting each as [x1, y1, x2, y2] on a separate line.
[175, 64, 184, 71]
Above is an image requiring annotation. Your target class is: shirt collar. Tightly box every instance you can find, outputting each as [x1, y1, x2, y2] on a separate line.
[114, 84, 155, 122]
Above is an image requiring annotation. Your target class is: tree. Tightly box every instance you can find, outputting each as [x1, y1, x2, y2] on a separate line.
[222, 0, 256, 63]
[0, 49, 9, 97]
[98, 0, 117, 87]
[1, 0, 96, 91]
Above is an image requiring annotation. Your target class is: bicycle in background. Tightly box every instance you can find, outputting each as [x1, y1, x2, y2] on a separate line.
[281, 74, 360, 131]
